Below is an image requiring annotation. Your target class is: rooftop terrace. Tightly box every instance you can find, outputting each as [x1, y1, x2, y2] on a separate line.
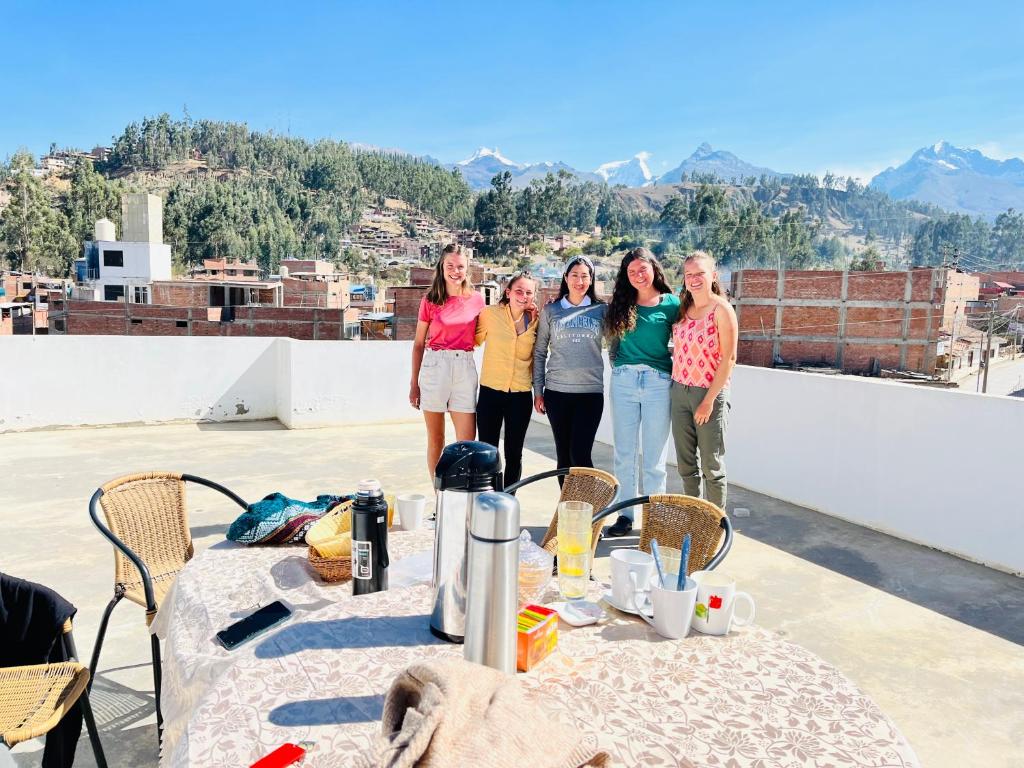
[2, 335, 1023, 767]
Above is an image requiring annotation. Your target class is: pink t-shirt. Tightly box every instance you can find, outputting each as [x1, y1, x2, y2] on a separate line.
[419, 292, 485, 351]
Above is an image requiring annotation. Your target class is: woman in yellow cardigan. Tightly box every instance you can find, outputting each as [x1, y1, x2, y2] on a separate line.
[475, 272, 539, 487]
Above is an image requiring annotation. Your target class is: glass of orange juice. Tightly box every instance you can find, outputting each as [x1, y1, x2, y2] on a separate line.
[557, 501, 593, 601]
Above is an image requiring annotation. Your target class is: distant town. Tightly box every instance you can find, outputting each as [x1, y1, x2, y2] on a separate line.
[3, 185, 1022, 394]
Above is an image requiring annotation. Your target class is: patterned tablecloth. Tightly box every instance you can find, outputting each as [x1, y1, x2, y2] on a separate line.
[153, 530, 919, 768]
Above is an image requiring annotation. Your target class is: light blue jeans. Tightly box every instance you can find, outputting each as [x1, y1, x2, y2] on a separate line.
[610, 364, 673, 521]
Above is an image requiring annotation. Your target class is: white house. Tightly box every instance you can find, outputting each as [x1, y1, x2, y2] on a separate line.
[76, 194, 172, 304]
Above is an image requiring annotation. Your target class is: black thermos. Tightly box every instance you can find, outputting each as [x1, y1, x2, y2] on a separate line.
[351, 479, 389, 595]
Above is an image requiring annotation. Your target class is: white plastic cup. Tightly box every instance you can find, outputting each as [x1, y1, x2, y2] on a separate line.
[396, 493, 426, 531]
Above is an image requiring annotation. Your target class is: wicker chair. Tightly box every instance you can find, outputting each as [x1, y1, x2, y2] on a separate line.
[504, 467, 619, 559]
[88, 472, 248, 737]
[1, 618, 107, 767]
[593, 494, 733, 575]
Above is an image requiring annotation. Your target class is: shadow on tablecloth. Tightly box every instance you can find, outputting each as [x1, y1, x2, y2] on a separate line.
[268, 694, 386, 726]
[254, 614, 438, 658]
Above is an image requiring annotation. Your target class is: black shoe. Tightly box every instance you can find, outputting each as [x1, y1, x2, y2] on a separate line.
[606, 515, 633, 537]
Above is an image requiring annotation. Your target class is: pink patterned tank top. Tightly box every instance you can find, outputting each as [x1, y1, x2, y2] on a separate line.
[672, 307, 726, 388]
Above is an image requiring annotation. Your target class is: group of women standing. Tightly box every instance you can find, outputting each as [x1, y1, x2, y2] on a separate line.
[409, 243, 738, 532]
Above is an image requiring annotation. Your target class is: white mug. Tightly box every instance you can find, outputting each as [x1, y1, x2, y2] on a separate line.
[610, 550, 654, 610]
[630, 572, 697, 640]
[396, 493, 426, 531]
[690, 570, 755, 636]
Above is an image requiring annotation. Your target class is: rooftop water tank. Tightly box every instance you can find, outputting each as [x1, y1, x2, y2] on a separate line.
[279, 265, 290, 278]
[94, 218, 116, 242]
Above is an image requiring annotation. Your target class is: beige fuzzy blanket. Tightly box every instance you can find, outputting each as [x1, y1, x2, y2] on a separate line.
[376, 659, 611, 768]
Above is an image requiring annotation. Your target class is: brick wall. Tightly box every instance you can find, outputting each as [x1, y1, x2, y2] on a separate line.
[152, 282, 208, 306]
[390, 285, 428, 341]
[731, 268, 946, 374]
[50, 300, 348, 340]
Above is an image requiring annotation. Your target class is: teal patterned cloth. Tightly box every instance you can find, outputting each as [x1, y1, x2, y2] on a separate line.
[226, 493, 353, 545]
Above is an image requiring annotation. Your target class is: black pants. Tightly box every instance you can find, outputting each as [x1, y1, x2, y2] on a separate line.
[543, 389, 604, 482]
[477, 385, 534, 487]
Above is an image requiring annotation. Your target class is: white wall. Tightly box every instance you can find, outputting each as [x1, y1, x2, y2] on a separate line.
[0, 336, 278, 430]
[726, 367, 1024, 575]
[95, 240, 172, 282]
[2, 337, 1021, 574]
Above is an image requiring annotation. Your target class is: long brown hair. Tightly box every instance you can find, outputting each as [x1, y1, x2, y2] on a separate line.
[426, 244, 472, 306]
[679, 250, 724, 318]
[604, 247, 672, 339]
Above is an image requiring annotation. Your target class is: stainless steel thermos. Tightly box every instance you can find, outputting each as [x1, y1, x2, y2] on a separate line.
[351, 479, 389, 596]
[463, 491, 521, 674]
[430, 441, 503, 642]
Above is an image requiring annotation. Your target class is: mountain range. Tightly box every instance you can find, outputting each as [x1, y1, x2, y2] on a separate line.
[450, 143, 787, 191]
[445, 140, 1024, 220]
[869, 141, 1024, 219]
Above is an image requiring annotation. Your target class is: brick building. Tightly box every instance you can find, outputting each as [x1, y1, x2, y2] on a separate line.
[48, 299, 350, 340]
[151, 279, 284, 308]
[189, 259, 261, 281]
[731, 268, 953, 374]
[278, 260, 351, 310]
[389, 285, 428, 341]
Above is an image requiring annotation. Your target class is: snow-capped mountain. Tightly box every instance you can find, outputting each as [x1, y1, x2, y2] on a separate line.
[657, 143, 786, 185]
[452, 148, 600, 189]
[453, 147, 523, 189]
[870, 141, 1024, 219]
[595, 152, 654, 187]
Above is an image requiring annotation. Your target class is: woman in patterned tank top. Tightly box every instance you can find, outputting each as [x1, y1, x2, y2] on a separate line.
[669, 251, 738, 508]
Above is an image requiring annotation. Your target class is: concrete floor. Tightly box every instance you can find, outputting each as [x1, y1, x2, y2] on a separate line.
[3, 419, 1023, 767]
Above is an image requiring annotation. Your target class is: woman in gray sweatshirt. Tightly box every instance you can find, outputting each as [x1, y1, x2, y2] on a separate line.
[533, 255, 607, 480]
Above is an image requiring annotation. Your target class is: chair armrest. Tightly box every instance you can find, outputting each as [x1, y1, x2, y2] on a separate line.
[705, 516, 733, 571]
[503, 467, 570, 495]
[89, 488, 158, 611]
[591, 495, 650, 526]
[181, 474, 249, 509]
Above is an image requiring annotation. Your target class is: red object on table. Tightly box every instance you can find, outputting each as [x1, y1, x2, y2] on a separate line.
[250, 743, 306, 768]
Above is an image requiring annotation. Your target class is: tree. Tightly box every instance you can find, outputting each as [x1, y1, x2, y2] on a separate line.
[0, 151, 77, 274]
[64, 158, 121, 243]
[990, 209, 1024, 266]
[659, 195, 689, 240]
[474, 172, 521, 261]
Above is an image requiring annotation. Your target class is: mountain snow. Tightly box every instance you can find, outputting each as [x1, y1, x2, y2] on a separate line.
[457, 147, 521, 169]
[595, 152, 654, 187]
[870, 141, 1024, 219]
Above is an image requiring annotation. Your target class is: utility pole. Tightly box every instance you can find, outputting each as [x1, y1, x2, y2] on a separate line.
[947, 305, 959, 383]
[982, 303, 995, 394]
[945, 253, 962, 382]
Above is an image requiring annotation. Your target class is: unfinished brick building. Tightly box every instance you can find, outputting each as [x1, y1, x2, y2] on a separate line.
[731, 268, 952, 374]
[48, 300, 351, 340]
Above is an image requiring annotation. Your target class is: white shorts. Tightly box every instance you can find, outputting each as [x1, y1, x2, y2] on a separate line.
[419, 349, 478, 413]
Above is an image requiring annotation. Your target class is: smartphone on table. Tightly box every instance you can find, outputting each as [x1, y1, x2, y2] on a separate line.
[216, 600, 292, 651]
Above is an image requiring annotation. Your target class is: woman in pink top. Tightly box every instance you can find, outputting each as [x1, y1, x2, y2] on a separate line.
[410, 244, 486, 478]
[669, 251, 738, 508]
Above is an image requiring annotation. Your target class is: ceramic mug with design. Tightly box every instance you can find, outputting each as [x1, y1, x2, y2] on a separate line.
[690, 570, 755, 635]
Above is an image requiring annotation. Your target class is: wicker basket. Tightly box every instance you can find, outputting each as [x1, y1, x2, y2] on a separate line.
[307, 547, 352, 583]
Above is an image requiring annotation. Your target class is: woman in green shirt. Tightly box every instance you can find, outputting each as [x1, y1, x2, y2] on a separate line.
[604, 248, 680, 536]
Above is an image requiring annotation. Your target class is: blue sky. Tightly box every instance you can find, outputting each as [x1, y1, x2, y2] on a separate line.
[6, 0, 1024, 180]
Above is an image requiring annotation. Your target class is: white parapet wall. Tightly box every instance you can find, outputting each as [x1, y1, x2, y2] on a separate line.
[2, 336, 1021, 574]
[1, 335, 280, 429]
[725, 366, 1023, 576]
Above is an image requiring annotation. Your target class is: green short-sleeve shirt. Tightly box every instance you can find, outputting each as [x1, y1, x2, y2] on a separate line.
[613, 293, 680, 374]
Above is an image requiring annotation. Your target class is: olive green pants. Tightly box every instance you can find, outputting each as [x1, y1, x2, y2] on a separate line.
[670, 383, 729, 508]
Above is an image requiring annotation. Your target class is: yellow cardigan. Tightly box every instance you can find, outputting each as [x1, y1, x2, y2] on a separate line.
[475, 304, 539, 393]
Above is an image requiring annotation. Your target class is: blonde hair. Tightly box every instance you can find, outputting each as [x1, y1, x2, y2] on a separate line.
[426, 244, 472, 305]
[679, 250, 724, 317]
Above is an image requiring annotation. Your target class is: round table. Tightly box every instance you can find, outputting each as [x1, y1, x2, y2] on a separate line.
[153, 529, 919, 768]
